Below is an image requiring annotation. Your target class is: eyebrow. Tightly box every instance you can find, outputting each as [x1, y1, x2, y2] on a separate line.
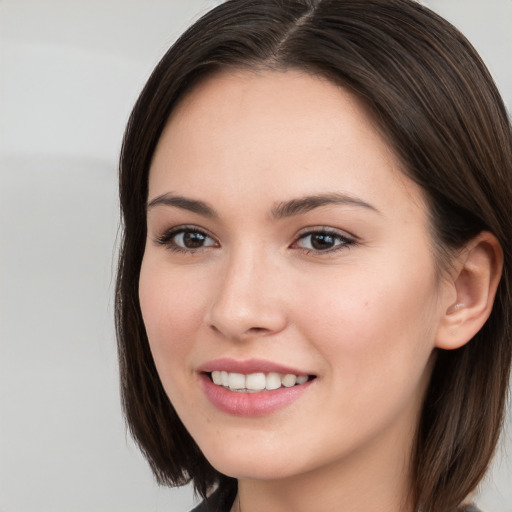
[146, 192, 379, 218]
[147, 193, 217, 217]
[270, 193, 379, 219]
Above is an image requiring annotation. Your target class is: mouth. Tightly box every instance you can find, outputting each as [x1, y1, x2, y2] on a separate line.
[198, 358, 317, 416]
[207, 371, 316, 393]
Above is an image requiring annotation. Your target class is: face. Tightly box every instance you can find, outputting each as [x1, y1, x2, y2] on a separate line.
[139, 70, 448, 483]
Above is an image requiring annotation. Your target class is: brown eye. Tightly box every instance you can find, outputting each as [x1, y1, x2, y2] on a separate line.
[156, 227, 217, 252]
[295, 230, 354, 252]
[181, 231, 209, 248]
[309, 233, 337, 250]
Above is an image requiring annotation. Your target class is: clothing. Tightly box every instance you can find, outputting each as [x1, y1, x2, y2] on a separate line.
[189, 492, 483, 512]
[189, 485, 237, 512]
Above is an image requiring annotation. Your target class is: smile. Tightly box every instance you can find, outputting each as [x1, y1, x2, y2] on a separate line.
[198, 358, 317, 416]
[210, 371, 311, 392]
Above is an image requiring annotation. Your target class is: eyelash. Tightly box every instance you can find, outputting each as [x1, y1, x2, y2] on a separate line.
[155, 225, 217, 254]
[155, 226, 356, 255]
[293, 228, 356, 254]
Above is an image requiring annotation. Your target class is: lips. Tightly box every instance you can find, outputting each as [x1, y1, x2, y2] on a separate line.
[198, 358, 316, 416]
[198, 358, 313, 376]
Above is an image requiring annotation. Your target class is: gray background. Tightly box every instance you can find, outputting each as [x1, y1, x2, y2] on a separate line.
[0, 1, 510, 511]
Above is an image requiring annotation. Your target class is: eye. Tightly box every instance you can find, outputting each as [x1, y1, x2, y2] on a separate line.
[156, 226, 218, 252]
[293, 229, 355, 253]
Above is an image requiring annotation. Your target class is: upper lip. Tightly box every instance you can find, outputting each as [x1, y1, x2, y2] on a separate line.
[197, 358, 313, 376]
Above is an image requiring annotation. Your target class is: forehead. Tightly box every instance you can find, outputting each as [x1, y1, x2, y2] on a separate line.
[148, 69, 427, 219]
[163, 68, 386, 160]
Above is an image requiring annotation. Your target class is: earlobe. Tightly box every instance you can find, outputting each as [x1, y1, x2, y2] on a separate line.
[435, 232, 503, 350]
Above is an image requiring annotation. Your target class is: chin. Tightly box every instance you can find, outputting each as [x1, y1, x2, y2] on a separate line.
[200, 442, 304, 481]
[210, 459, 298, 481]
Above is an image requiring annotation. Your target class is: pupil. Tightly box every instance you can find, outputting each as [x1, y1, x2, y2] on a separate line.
[183, 231, 206, 248]
[311, 234, 334, 250]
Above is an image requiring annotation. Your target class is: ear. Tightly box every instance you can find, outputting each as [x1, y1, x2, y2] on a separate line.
[435, 232, 503, 350]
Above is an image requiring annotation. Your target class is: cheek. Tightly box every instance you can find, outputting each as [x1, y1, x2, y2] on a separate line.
[294, 254, 439, 392]
[138, 256, 208, 373]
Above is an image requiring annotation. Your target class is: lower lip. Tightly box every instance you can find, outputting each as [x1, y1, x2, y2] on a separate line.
[200, 373, 314, 417]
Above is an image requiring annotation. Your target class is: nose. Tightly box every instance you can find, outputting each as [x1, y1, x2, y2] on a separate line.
[205, 247, 288, 341]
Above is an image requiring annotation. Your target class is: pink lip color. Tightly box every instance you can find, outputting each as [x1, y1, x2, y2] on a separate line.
[198, 358, 315, 417]
[198, 358, 311, 376]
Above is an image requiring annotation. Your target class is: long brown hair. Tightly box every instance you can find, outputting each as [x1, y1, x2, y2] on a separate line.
[116, 1, 512, 510]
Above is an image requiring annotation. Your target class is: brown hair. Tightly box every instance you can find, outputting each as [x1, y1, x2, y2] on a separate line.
[116, 1, 512, 510]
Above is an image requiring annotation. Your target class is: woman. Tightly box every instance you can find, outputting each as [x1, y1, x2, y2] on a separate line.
[115, 1, 512, 511]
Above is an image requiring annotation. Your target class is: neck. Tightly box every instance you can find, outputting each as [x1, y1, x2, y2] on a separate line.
[234, 420, 416, 512]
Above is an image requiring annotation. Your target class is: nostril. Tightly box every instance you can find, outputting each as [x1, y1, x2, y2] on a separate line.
[206, 297, 288, 339]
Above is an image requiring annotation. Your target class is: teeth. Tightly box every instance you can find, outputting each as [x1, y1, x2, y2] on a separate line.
[210, 371, 310, 391]
[266, 372, 281, 390]
[228, 372, 246, 390]
[246, 372, 266, 391]
[282, 374, 297, 387]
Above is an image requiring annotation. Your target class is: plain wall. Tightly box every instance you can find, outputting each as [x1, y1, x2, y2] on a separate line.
[1, 1, 510, 511]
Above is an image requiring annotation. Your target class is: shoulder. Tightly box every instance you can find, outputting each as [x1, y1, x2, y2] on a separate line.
[188, 500, 213, 512]
[187, 497, 232, 512]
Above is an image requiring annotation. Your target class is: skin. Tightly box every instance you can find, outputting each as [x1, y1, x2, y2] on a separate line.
[139, 70, 459, 512]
